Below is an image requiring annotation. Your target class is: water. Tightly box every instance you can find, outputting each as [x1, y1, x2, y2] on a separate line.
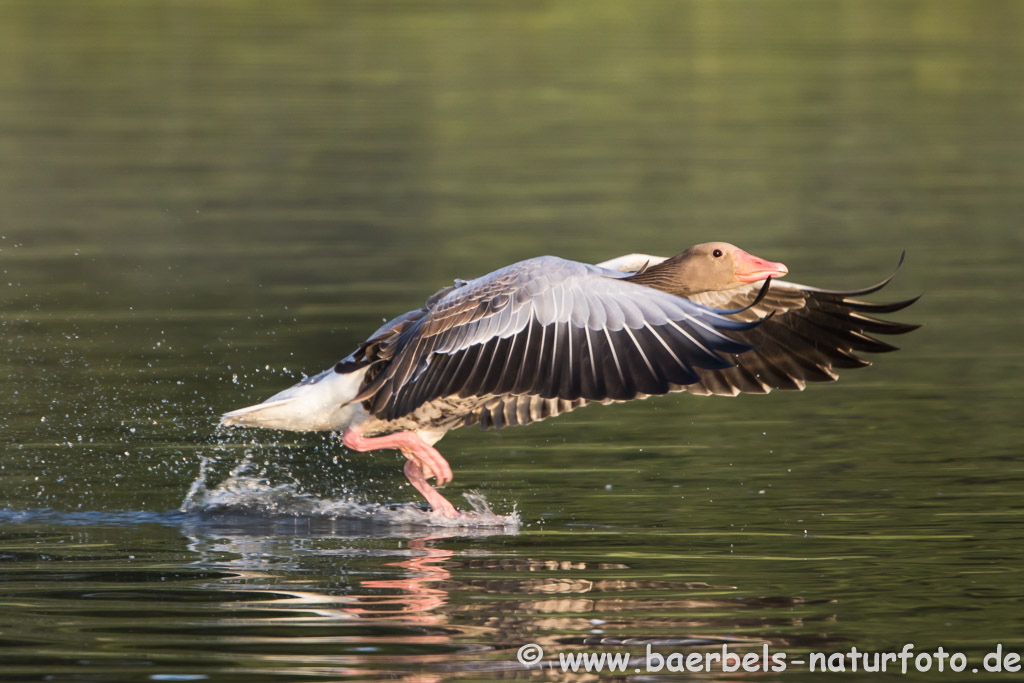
[1, 0, 1023, 680]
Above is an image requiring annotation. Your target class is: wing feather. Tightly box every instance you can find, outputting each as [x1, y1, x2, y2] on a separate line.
[347, 253, 917, 427]
[353, 255, 758, 418]
[681, 269, 919, 396]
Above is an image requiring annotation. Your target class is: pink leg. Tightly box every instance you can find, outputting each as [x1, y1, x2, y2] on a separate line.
[404, 460, 458, 518]
[342, 429, 459, 517]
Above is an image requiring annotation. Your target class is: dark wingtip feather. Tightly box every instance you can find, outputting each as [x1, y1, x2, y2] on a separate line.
[717, 276, 774, 315]
[803, 250, 911, 298]
[843, 294, 921, 314]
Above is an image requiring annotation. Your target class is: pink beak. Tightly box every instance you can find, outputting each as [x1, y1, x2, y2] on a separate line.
[734, 249, 788, 283]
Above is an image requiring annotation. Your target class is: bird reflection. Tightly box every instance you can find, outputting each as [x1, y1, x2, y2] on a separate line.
[179, 520, 839, 678]
[345, 535, 454, 621]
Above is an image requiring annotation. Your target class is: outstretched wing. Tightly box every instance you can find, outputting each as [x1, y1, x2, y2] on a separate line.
[680, 259, 919, 395]
[353, 255, 761, 419]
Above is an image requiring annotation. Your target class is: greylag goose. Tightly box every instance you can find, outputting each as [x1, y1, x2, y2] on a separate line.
[221, 242, 918, 517]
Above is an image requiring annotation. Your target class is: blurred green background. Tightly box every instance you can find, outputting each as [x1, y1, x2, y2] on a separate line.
[1, 1, 1022, 681]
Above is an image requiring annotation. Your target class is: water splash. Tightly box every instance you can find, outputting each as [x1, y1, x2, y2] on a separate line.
[181, 455, 519, 529]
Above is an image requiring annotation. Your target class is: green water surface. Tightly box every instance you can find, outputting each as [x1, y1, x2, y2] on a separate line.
[1, 1, 1022, 680]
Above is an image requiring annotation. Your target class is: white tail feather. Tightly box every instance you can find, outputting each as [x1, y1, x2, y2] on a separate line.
[219, 367, 369, 432]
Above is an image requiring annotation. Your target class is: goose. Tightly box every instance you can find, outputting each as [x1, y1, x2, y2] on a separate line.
[221, 242, 918, 517]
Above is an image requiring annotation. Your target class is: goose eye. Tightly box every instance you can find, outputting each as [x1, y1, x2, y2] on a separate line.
[712, 249, 723, 258]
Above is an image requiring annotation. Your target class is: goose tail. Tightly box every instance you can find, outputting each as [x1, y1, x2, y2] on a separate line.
[219, 366, 368, 432]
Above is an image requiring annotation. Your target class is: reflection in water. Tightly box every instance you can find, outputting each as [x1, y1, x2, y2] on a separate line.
[0, 510, 843, 680]
[351, 537, 454, 621]
[172, 519, 835, 678]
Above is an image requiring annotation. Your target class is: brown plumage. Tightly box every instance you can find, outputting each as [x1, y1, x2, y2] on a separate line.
[221, 242, 919, 517]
